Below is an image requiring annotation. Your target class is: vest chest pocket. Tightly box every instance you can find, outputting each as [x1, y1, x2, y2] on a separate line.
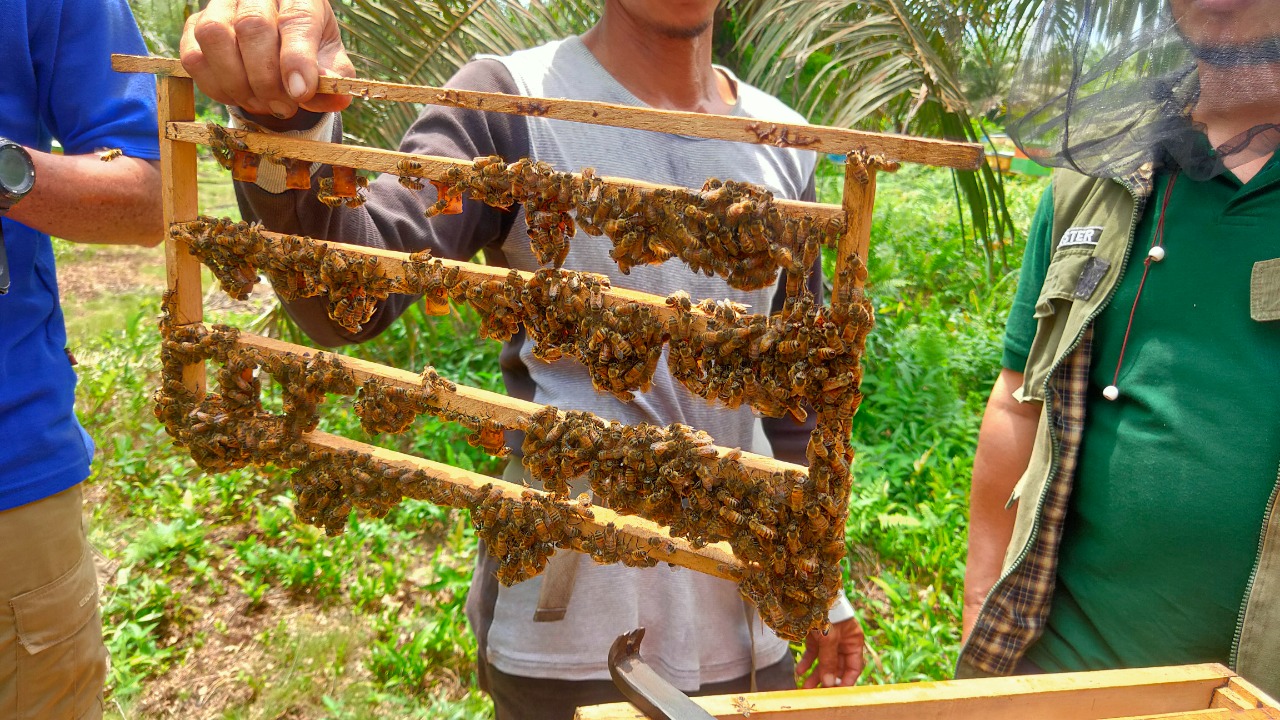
[1019, 250, 1095, 402]
[1252, 258, 1280, 322]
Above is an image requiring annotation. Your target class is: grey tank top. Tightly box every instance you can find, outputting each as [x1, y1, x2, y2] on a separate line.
[479, 36, 816, 690]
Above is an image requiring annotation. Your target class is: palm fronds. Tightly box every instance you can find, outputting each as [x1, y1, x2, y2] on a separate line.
[335, 0, 598, 148]
[730, 0, 1046, 275]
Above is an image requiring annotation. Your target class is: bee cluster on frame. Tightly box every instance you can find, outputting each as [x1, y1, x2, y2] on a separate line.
[149, 109, 911, 645]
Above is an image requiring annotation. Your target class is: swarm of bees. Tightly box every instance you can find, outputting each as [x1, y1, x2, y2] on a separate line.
[316, 173, 369, 209]
[519, 403, 851, 636]
[178, 218, 872, 420]
[415, 154, 843, 294]
[667, 284, 874, 425]
[175, 217, 391, 334]
[166, 141, 877, 641]
[205, 125, 843, 294]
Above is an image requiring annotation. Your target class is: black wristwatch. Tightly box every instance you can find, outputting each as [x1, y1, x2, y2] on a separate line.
[0, 137, 38, 295]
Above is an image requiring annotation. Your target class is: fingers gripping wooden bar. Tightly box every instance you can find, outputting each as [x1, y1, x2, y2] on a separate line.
[165, 121, 845, 223]
[113, 54, 984, 170]
[304, 430, 744, 579]
[234, 331, 805, 480]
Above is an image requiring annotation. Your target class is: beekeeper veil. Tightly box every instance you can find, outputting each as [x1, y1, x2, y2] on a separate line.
[1007, 0, 1280, 180]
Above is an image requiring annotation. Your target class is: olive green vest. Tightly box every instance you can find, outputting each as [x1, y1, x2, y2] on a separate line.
[965, 169, 1280, 698]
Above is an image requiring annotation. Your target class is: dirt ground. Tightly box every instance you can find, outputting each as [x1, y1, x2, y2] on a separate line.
[58, 245, 166, 301]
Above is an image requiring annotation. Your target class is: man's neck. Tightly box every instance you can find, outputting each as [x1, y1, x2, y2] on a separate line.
[1196, 64, 1280, 139]
[1193, 63, 1280, 181]
[580, 7, 734, 115]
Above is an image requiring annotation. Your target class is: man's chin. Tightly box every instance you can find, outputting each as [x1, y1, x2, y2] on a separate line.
[653, 19, 714, 40]
[1188, 35, 1280, 65]
[1188, 0, 1260, 13]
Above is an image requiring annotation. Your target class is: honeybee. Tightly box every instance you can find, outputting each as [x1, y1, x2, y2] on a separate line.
[533, 516, 552, 541]
[845, 151, 871, 184]
[399, 175, 425, 191]
[748, 518, 777, 541]
[491, 533, 510, 558]
[97, 148, 124, 162]
[718, 507, 747, 526]
[397, 158, 423, 174]
[805, 505, 831, 533]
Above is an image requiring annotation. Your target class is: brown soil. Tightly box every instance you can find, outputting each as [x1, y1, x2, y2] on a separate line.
[58, 246, 165, 301]
[58, 242, 277, 313]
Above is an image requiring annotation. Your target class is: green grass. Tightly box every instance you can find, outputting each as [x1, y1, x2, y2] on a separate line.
[85, 300, 499, 717]
[72, 156, 1047, 715]
[815, 158, 1045, 681]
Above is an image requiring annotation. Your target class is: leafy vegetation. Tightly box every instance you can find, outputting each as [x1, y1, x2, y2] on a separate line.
[334, 0, 600, 148]
[84, 295, 503, 718]
[68, 152, 1047, 715]
[728, 0, 1044, 272]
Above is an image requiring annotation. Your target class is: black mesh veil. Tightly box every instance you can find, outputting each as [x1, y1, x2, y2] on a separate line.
[1007, 0, 1280, 180]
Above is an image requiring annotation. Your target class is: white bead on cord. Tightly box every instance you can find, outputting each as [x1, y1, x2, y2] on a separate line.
[1105, 247, 1165, 402]
[1107, 172, 1177, 403]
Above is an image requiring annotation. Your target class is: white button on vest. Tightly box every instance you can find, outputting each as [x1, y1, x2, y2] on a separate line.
[1103, 384, 1120, 401]
[1148, 245, 1166, 262]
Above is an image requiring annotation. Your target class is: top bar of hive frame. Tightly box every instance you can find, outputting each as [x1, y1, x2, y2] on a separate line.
[112, 54, 985, 170]
[166, 121, 846, 222]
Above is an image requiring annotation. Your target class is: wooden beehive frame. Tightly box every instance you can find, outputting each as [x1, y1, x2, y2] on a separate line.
[113, 54, 983, 641]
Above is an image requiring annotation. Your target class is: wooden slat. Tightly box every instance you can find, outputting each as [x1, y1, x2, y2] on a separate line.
[1110, 710, 1280, 720]
[166, 121, 843, 223]
[303, 430, 742, 579]
[236, 332, 805, 481]
[173, 221, 728, 332]
[575, 664, 1235, 720]
[113, 54, 984, 170]
[158, 76, 205, 395]
[1214, 678, 1280, 710]
[835, 160, 878, 300]
[1213, 687, 1260, 711]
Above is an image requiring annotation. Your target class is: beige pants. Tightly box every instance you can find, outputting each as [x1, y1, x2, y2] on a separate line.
[0, 485, 106, 720]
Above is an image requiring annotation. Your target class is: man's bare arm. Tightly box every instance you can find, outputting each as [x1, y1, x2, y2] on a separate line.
[8, 150, 163, 247]
[962, 368, 1041, 640]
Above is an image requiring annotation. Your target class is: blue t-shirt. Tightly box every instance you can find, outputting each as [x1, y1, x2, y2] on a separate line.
[0, 0, 159, 511]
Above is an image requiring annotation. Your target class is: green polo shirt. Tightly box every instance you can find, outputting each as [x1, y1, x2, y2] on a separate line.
[1003, 159, 1280, 671]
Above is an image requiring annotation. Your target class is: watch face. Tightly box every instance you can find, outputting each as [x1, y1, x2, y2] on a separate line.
[0, 144, 35, 197]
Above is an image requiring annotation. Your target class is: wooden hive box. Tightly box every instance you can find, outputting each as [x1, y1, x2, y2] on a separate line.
[576, 664, 1279, 720]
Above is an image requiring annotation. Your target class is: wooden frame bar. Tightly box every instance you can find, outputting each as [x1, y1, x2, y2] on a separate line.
[172, 221, 733, 329]
[235, 331, 804, 481]
[166, 121, 845, 223]
[113, 54, 984, 170]
[158, 76, 205, 395]
[576, 665, 1278, 720]
[1212, 678, 1280, 711]
[836, 157, 880, 298]
[305, 431, 743, 579]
